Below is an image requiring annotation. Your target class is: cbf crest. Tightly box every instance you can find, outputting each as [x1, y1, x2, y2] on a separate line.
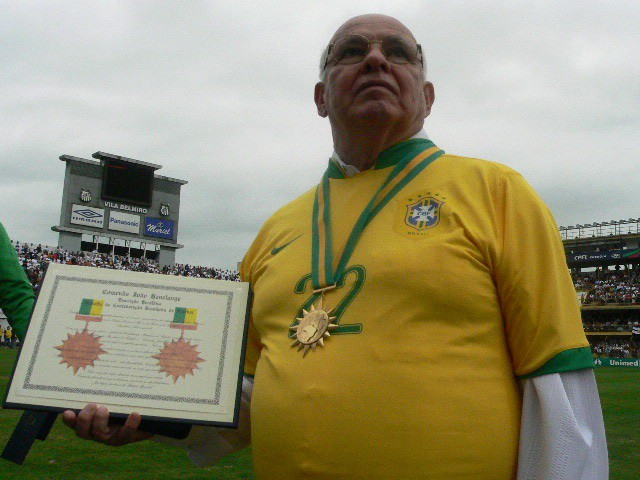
[405, 196, 444, 231]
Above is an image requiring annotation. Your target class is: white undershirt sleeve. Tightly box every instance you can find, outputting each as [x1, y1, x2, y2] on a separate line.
[151, 375, 253, 466]
[517, 369, 608, 480]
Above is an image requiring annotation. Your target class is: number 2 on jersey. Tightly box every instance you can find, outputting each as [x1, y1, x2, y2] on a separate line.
[289, 265, 366, 337]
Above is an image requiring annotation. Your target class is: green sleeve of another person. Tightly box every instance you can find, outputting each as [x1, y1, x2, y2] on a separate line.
[0, 221, 35, 342]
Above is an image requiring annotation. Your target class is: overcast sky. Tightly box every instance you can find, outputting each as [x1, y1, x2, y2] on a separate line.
[1, 1, 638, 269]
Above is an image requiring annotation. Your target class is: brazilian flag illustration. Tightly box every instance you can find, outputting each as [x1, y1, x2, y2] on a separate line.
[75, 298, 105, 322]
[172, 307, 198, 330]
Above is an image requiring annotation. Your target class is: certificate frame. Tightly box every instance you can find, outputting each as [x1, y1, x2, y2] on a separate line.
[3, 263, 251, 432]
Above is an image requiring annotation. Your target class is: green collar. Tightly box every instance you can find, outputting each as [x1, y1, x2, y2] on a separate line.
[327, 138, 435, 179]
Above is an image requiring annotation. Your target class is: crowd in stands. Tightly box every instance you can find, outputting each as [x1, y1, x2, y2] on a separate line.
[582, 319, 637, 332]
[579, 284, 640, 358]
[583, 331, 638, 359]
[13, 241, 240, 294]
[590, 339, 633, 359]
[574, 268, 640, 305]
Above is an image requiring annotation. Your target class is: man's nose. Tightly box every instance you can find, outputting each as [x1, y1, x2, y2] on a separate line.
[362, 43, 390, 72]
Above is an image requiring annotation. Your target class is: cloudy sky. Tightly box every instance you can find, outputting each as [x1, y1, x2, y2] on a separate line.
[1, 1, 638, 269]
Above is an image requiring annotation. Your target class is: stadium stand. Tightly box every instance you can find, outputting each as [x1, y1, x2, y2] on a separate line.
[12, 241, 239, 297]
[574, 270, 640, 305]
[563, 217, 640, 359]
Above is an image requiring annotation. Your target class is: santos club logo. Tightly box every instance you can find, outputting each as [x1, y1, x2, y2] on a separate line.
[80, 189, 92, 203]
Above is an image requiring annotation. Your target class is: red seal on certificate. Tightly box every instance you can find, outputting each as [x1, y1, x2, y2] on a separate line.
[54, 326, 107, 374]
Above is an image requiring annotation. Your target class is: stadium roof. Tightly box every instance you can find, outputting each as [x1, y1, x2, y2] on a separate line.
[559, 218, 639, 241]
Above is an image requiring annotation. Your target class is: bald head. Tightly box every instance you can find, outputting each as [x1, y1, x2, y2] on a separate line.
[320, 14, 425, 80]
[331, 14, 416, 44]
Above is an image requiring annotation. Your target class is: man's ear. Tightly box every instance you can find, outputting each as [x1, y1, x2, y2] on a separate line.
[423, 81, 435, 118]
[314, 82, 328, 118]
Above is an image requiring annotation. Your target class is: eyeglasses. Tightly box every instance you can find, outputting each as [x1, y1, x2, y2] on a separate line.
[323, 34, 423, 71]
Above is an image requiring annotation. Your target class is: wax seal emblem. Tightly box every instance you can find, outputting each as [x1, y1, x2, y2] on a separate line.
[54, 326, 107, 374]
[153, 336, 205, 384]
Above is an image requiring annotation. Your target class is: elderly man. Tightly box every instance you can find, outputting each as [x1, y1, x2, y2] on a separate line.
[64, 14, 608, 479]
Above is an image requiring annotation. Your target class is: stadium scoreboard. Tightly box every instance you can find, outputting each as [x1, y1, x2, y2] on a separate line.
[52, 151, 188, 266]
[101, 157, 154, 207]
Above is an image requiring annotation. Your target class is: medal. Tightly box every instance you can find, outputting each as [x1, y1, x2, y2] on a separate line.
[293, 139, 444, 355]
[291, 287, 338, 356]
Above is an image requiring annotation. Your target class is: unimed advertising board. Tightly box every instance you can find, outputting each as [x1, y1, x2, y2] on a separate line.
[593, 358, 640, 368]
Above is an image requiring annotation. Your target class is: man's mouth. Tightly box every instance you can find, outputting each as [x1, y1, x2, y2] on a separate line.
[357, 80, 395, 94]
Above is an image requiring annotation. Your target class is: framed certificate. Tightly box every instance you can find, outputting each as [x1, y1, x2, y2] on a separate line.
[3, 263, 251, 430]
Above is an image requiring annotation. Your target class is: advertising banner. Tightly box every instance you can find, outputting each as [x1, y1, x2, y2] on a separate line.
[569, 248, 640, 265]
[593, 357, 640, 368]
[145, 217, 174, 239]
[70, 204, 104, 229]
[108, 210, 140, 234]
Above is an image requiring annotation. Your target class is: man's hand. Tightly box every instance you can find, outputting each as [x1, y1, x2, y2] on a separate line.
[62, 404, 153, 446]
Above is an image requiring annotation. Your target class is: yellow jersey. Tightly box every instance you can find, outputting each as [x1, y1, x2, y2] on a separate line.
[241, 139, 591, 479]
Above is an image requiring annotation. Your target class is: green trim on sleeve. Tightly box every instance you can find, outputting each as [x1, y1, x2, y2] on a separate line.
[243, 373, 255, 380]
[517, 347, 594, 379]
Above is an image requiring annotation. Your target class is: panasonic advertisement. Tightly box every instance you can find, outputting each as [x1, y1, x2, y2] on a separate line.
[108, 211, 141, 234]
[145, 217, 174, 239]
[70, 204, 105, 228]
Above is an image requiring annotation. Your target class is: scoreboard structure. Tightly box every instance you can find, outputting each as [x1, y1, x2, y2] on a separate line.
[52, 151, 188, 267]
[560, 219, 640, 270]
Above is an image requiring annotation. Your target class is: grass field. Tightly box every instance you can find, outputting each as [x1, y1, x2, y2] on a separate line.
[1, 347, 638, 479]
[595, 366, 639, 478]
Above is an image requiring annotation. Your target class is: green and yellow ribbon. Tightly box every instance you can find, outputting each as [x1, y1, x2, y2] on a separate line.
[311, 138, 444, 290]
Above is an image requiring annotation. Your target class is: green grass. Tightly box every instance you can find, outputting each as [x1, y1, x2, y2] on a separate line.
[1, 348, 638, 479]
[594, 367, 639, 479]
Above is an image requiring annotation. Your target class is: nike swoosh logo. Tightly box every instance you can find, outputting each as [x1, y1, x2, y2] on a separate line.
[271, 234, 303, 255]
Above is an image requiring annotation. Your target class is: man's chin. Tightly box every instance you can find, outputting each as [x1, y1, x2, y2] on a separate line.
[352, 103, 399, 124]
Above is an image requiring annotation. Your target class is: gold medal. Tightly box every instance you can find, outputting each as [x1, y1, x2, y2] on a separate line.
[291, 296, 337, 356]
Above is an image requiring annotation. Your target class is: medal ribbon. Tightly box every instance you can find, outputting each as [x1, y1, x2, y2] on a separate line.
[312, 140, 444, 289]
